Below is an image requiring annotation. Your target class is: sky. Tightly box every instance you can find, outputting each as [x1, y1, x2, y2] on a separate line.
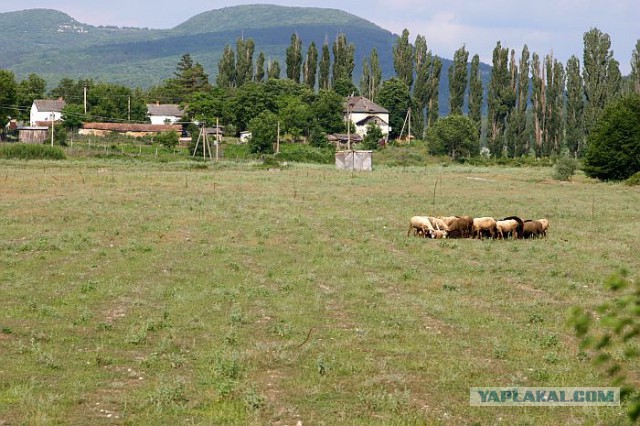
[1, 0, 638, 74]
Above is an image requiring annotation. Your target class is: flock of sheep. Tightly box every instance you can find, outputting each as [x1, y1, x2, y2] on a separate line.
[407, 215, 549, 240]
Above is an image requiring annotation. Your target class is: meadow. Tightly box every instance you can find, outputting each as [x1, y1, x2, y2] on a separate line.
[0, 157, 638, 425]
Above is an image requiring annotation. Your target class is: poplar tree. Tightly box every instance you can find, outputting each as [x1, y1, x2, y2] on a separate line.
[487, 42, 513, 157]
[583, 27, 614, 137]
[359, 48, 381, 100]
[413, 35, 432, 135]
[332, 33, 355, 83]
[468, 54, 483, 133]
[174, 53, 210, 96]
[565, 55, 585, 157]
[303, 41, 318, 90]
[507, 45, 530, 157]
[235, 37, 255, 87]
[448, 45, 469, 115]
[319, 41, 331, 90]
[531, 52, 545, 156]
[286, 33, 303, 83]
[393, 29, 414, 89]
[427, 57, 442, 127]
[217, 45, 236, 88]
[255, 52, 265, 83]
[267, 60, 281, 79]
[631, 40, 640, 94]
[544, 55, 565, 156]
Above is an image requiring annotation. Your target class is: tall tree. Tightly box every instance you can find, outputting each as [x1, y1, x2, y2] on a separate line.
[267, 60, 281, 79]
[377, 78, 411, 139]
[332, 33, 355, 84]
[0, 70, 17, 128]
[413, 35, 432, 136]
[17, 73, 46, 121]
[303, 41, 318, 90]
[175, 53, 210, 96]
[319, 41, 331, 90]
[393, 29, 414, 89]
[468, 54, 483, 133]
[607, 59, 622, 101]
[255, 52, 266, 83]
[631, 40, 640, 94]
[217, 46, 236, 88]
[583, 27, 614, 137]
[359, 48, 382, 100]
[531, 52, 545, 156]
[507, 45, 530, 157]
[427, 57, 442, 127]
[448, 45, 469, 115]
[544, 55, 565, 156]
[565, 55, 585, 157]
[487, 42, 514, 157]
[236, 37, 255, 87]
[286, 33, 303, 83]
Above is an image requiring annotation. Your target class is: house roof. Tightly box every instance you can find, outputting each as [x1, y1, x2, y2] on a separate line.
[34, 99, 66, 112]
[147, 104, 183, 117]
[82, 122, 181, 132]
[344, 96, 388, 114]
[355, 115, 389, 127]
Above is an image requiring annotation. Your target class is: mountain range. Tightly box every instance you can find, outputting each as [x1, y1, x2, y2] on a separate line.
[0, 5, 492, 113]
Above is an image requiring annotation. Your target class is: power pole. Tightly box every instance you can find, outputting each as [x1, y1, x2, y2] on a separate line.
[128, 96, 131, 121]
[276, 121, 280, 154]
[50, 112, 54, 147]
[83, 86, 87, 115]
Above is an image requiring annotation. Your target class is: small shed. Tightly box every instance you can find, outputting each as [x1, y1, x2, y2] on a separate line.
[335, 150, 373, 172]
[18, 126, 49, 143]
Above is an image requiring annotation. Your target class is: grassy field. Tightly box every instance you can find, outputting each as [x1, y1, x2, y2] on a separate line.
[0, 158, 638, 425]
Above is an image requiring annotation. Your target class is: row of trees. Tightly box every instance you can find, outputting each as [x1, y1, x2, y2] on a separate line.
[1, 27, 638, 161]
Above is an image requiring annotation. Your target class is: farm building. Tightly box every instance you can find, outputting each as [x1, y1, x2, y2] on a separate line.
[30, 99, 66, 126]
[79, 122, 182, 138]
[344, 96, 390, 138]
[147, 103, 184, 125]
[18, 126, 50, 143]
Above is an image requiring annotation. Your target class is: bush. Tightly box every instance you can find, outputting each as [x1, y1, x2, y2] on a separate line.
[0, 143, 66, 160]
[276, 144, 334, 164]
[625, 171, 640, 186]
[552, 156, 578, 181]
[155, 131, 179, 149]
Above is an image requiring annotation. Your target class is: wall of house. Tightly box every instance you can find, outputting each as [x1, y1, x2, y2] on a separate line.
[30, 106, 63, 126]
[349, 112, 390, 137]
[149, 115, 180, 125]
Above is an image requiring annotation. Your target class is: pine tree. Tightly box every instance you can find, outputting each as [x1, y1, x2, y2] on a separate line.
[393, 29, 414, 89]
[319, 41, 331, 90]
[217, 46, 236, 88]
[468, 54, 483, 133]
[235, 37, 255, 87]
[566, 55, 585, 157]
[255, 52, 265, 83]
[448, 45, 469, 115]
[303, 42, 318, 90]
[286, 33, 303, 83]
[583, 27, 614, 137]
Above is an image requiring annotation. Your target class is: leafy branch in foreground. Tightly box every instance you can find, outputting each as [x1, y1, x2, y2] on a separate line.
[568, 270, 640, 421]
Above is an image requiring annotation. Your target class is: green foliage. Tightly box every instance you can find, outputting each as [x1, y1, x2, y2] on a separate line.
[276, 143, 334, 164]
[61, 104, 85, 131]
[155, 131, 179, 149]
[332, 33, 355, 82]
[552, 156, 578, 181]
[392, 29, 414, 89]
[248, 111, 278, 154]
[362, 122, 384, 150]
[426, 114, 479, 159]
[377, 78, 411, 139]
[583, 94, 640, 181]
[568, 270, 640, 421]
[0, 143, 65, 160]
[0, 69, 18, 127]
[448, 45, 469, 115]
[625, 171, 640, 186]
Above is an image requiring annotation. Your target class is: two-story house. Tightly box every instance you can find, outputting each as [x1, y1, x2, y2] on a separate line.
[30, 99, 66, 126]
[344, 96, 390, 138]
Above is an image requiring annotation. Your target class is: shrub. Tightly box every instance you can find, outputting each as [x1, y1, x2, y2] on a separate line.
[552, 156, 578, 181]
[624, 171, 640, 186]
[0, 143, 66, 160]
[155, 131, 179, 149]
[276, 144, 334, 164]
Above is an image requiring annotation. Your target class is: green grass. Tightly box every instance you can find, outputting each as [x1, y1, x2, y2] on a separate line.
[0, 159, 638, 424]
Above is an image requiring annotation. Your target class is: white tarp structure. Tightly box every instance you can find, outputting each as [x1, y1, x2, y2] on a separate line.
[335, 150, 373, 171]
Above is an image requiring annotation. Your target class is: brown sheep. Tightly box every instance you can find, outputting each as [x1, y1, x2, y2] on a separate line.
[472, 217, 498, 239]
[456, 216, 474, 238]
[523, 220, 543, 239]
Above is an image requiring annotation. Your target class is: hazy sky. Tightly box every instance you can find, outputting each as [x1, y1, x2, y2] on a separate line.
[1, 0, 638, 73]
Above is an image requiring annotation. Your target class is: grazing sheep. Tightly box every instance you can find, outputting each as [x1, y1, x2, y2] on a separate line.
[431, 230, 448, 239]
[407, 216, 436, 238]
[429, 217, 450, 232]
[456, 216, 474, 238]
[538, 218, 549, 238]
[472, 217, 498, 239]
[523, 220, 543, 239]
[439, 216, 459, 227]
[497, 216, 524, 239]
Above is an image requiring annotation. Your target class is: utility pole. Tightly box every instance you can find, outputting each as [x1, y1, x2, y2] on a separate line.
[83, 86, 87, 115]
[50, 112, 54, 147]
[128, 96, 131, 121]
[276, 121, 280, 154]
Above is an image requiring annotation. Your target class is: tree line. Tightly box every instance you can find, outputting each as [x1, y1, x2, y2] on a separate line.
[1, 27, 639, 160]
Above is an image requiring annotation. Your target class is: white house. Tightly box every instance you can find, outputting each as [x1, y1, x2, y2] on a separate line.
[30, 99, 66, 126]
[147, 103, 184, 125]
[344, 96, 390, 138]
